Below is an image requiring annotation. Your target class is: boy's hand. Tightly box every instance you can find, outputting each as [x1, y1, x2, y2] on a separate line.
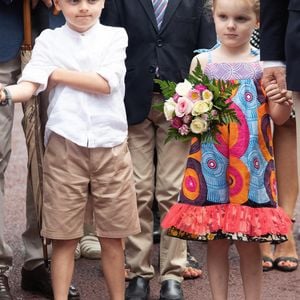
[265, 80, 293, 106]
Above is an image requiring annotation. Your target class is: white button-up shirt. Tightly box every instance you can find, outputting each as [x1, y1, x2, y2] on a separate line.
[19, 22, 128, 148]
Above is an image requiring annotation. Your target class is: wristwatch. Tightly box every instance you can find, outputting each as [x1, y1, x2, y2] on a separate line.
[0, 88, 12, 106]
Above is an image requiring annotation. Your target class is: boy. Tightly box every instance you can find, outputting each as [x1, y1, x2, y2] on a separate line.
[0, 0, 140, 299]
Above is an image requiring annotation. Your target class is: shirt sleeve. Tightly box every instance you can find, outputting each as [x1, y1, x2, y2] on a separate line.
[18, 30, 57, 95]
[96, 28, 128, 92]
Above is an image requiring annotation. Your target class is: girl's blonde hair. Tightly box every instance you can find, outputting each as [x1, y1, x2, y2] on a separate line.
[205, 0, 260, 20]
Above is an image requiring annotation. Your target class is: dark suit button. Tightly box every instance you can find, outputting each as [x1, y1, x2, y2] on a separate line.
[157, 39, 163, 47]
[149, 66, 156, 73]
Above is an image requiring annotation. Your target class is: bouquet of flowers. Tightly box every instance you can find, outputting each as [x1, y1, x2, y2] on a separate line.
[153, 61, 240, 144]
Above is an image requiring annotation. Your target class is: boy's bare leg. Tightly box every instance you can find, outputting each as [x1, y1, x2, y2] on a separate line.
[99, 237, 125, 300]
[236, 241, 262, 300]
[207, 240, 230, 300]
[51, 239, 79, 300]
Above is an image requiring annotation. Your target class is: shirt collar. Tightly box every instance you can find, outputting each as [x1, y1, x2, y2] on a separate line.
[63, 22, 100, 38]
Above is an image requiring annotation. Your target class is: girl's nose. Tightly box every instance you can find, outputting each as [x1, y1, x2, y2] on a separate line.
[227, 19, 236, 30]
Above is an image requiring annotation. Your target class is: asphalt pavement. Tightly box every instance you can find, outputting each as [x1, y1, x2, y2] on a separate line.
[3, 104, 300, 299]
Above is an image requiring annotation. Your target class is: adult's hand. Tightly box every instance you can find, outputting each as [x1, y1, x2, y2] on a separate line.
[31, 0, 53, 9]
[262, 66, 287, 91]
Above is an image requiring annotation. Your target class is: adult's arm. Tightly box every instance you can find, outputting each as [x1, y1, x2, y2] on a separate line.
[101, 0, 123, 27]
[260, 0, 289, 90]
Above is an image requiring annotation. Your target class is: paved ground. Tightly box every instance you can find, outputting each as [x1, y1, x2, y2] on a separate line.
[3, 104, 300, 299]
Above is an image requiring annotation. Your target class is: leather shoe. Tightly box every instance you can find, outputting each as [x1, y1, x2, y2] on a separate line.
[0, 267, 12, 300]
[160, 280, 183, 300]
[21, 264, 80, 299]
[125, 276, 149, 300]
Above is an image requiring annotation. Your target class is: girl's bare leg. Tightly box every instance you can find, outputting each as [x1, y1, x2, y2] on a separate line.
[236, 241, 262, 300]
[51, 239, 79, 300]
[99, 237, 125, 300]
[207, 240, 230, 300]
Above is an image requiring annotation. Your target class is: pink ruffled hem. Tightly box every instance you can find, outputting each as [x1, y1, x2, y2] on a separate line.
[162, 203, 292, 237]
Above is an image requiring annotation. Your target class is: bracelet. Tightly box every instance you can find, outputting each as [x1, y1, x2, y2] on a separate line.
[0, 87, 12, 106]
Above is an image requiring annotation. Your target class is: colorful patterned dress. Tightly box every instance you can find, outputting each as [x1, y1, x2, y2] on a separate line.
[162, 49, 291, 243]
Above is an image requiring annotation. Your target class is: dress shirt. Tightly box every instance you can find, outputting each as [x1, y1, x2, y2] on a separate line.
[19, 22, 128, 148]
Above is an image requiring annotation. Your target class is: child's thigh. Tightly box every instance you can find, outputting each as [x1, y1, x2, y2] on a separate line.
[89, 141, 140, 239]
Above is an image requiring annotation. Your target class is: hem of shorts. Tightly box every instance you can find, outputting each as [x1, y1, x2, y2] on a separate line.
[41, 230, 83, 240]
[95, 228, 141, 239]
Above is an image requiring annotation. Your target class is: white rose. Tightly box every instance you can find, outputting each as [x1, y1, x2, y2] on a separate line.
[192, 100, 212, 116]
[163, 97, 176, 120]
[175, 79, 193, 97]
[190, 117, 208, 134]
[202, 89, 214, 102]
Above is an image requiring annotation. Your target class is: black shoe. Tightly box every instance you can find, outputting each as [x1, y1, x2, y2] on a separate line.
[159, 280, 183, 300]
[21, 264, 80, 299]
[125, 276, 149, 300]
[0, 267, 12, 300]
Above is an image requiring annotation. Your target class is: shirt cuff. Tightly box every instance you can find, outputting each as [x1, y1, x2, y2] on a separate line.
[263, 61, 286, 69]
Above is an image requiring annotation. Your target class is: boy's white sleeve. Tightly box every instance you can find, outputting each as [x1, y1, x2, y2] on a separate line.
[96, 28, 128, 92]
[18, 30, 57, 95]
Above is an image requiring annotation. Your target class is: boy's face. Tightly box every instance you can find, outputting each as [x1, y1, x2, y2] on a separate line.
[54, 0, 105, 33]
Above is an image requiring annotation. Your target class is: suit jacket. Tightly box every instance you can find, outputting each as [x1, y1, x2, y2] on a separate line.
[101, 0, 216, 125]
[260, 0, 300, 91]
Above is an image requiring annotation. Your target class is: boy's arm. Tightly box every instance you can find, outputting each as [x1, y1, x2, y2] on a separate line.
[0, 82, 39, 104]
[49, 69, 110, 94]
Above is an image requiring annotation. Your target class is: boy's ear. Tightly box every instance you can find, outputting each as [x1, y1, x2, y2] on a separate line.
[53, 0, 62, 12]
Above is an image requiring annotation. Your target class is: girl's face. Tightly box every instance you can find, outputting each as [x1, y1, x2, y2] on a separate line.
[212, 0, 258, 49]
[54, 0, 105, 33]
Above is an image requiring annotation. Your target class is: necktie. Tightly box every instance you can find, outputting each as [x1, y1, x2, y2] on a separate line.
[152, 0, 168, 29]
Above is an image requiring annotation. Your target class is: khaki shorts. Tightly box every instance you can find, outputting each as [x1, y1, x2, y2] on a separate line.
[41, 132, 140, 240]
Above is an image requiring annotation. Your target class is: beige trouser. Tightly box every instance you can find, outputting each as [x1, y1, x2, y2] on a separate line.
[293, 92, 300, 188]
[126, 94, 190, 283]
[0, 57, 46, 270]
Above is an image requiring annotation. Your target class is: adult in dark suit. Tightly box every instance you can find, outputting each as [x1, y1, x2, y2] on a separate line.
[101, 1, 216, 299]
[260, 0, 299, 272]
[0, 1, 79, 299]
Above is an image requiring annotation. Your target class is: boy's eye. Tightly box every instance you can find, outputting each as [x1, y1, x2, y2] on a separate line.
[218, 14, 227, 20]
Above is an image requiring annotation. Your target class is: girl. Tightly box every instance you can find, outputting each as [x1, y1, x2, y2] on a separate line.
[162, 0, 292, 299]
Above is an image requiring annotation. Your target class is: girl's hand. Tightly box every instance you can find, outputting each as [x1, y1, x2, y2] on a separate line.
[265, 81, 293, 106]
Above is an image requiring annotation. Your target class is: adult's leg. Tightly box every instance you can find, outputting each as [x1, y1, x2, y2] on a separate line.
[126, 117, 156, 279]
[236, 241, 262, 300]
[154, 98, 190, 282]
[0, 58, 16, 269]
[51, 239, 79, 300]
[207, 240, 230, 300]
[99, 237, 124, 300]
[273, 119, 298, 271]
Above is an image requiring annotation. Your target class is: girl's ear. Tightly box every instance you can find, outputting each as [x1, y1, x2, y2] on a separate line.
[255, 21, 260, 29]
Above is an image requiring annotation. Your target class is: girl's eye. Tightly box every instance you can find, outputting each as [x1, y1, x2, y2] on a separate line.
[236, 16, 248, 22]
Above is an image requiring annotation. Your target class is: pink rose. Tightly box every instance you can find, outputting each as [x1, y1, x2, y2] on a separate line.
[175, 97, 193, 117]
